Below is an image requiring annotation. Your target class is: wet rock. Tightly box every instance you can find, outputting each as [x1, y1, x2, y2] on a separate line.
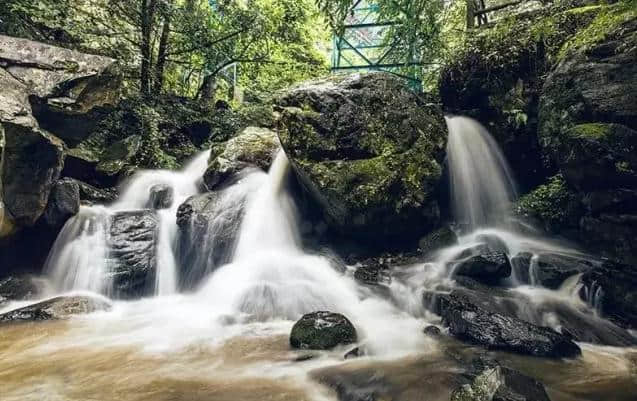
[418, 226, 458, 254]
[0, 295, 110, 322]
[108, 210, 159, 298]
[423, 325, 442, 336]
[277, 73, 447, 242]
[515, 252, 594, 289]
[0, 276, 39, 305]
[95, 135, 142, 177]
[449, 277, 637, 347]
[147, 184, 173, 210]
[435, 292, 581, 358]
[203, 126, 280, 190]
[452, 357, 551, 401]
[353, 259, 391, 286]
[290, 311, 357, 350]
[43, 178, 80, 227]
[73, 179, 118, 205]
[344, 346, 362, 359]
[454, 245, 512, 284]
[176, 192, 244, 287]
[579, 259, 637, 330]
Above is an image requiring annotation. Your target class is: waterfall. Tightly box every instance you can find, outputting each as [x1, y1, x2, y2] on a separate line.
[445, 116, 517, 228]
[45, 151, 211, 297]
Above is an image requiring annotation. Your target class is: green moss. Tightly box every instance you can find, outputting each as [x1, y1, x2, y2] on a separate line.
[567, 123, 613, 140]
[558, 2, 637, 59]
[515, 174, 581, 230]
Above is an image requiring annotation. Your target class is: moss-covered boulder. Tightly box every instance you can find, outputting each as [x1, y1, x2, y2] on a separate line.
[535, 7, 637, 263]
[290, 311, 357, 350]
[203, 126, 280, 190]
[277, 73, 446, 241]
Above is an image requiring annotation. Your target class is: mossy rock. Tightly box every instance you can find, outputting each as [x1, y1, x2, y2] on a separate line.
[277, 73, 446, 241]
[203, 126, 280, 190]
[290, 311, 357, 350]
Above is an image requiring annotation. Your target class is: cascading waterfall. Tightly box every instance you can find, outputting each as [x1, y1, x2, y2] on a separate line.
[445, 116, 517, 228]
[45, 150, 211, 296]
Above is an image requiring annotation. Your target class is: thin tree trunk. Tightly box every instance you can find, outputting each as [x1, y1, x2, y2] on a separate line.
[140, 0, 158, 97]
[199, 74, 216, 103]
[153, 15, 171, 95]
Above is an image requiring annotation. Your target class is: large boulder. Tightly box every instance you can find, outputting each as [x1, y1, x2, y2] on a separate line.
[290, 311, 357, 350]
[203, 126, 280, 190]
[0, 295, 110, 322]
[434, 291, 581, 358]
[108, 210, 159, 298]
[0, 34, 121, 144]
[512, 252, 594, 288]
[277, 73, 447, 241]
[454, 247, 512, 284]
[176, 191, 247, 288]
[1, 122, 65, 227]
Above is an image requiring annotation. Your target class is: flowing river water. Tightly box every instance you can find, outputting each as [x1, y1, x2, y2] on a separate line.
[0, 117, 635, 401]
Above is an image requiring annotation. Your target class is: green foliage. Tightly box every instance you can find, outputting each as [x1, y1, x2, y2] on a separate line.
[515, 174, 581, 230]
[1, 0, 328, 99]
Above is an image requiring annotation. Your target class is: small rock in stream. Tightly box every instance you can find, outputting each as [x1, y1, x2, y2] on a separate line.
[290, 311, 357, 350]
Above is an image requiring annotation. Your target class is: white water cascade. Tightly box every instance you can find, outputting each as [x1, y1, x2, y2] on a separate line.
[45, 150, 211, 296]
[445, 116, 518, 228]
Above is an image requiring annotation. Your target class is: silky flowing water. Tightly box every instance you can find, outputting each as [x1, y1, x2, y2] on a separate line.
[1, 117, 635, 401]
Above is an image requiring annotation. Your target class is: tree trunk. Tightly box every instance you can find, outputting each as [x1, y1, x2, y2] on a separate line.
[153, 15, 171, 95]
[199, 74, 216, 103]
[140, 0, 158, 97]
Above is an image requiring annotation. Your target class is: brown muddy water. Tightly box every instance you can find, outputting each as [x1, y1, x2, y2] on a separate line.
[0, 317, 635, 401]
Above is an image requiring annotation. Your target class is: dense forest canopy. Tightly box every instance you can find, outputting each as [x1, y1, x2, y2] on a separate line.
[1, 0, 329, 100]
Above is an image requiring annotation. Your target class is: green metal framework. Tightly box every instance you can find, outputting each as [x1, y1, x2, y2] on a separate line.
[330, 0, 422, 90]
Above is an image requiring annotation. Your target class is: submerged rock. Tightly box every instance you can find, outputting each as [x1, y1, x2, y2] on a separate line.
[452, 357, 551, 401]
[435, 291, 581, 358]
[579, 260, 637, 330]
[108, 210, 159, 298]
[203, 126, 280, 190]
[0, 295, 110, 322]
[277, 73, 447, 241]
[290, 311, 357, 350]
[43, 178, 80, 227]
[147, 184, 174, 210]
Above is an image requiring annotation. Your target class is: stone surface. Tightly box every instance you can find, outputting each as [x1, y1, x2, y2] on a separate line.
[176, 191, 245, 288]
[277, 73, 447, 241]
[418, 226, 458, 255]
[43, 178, 80, 227]
[579, 259, 637, 330]
[0, 276, 39, 305]
[452, 357, 551, 401]
[434, 291, 581, 358]
[1, 121, 65, 227]
[108, 210, 159, 298]
[0, 295, 110, 322]
[290, 311, 357, 350]
[203, 126, 280, 190]
[147, 184, 174, 210]
[0, 34, 121, 143]
[454, 244, 512, 284]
